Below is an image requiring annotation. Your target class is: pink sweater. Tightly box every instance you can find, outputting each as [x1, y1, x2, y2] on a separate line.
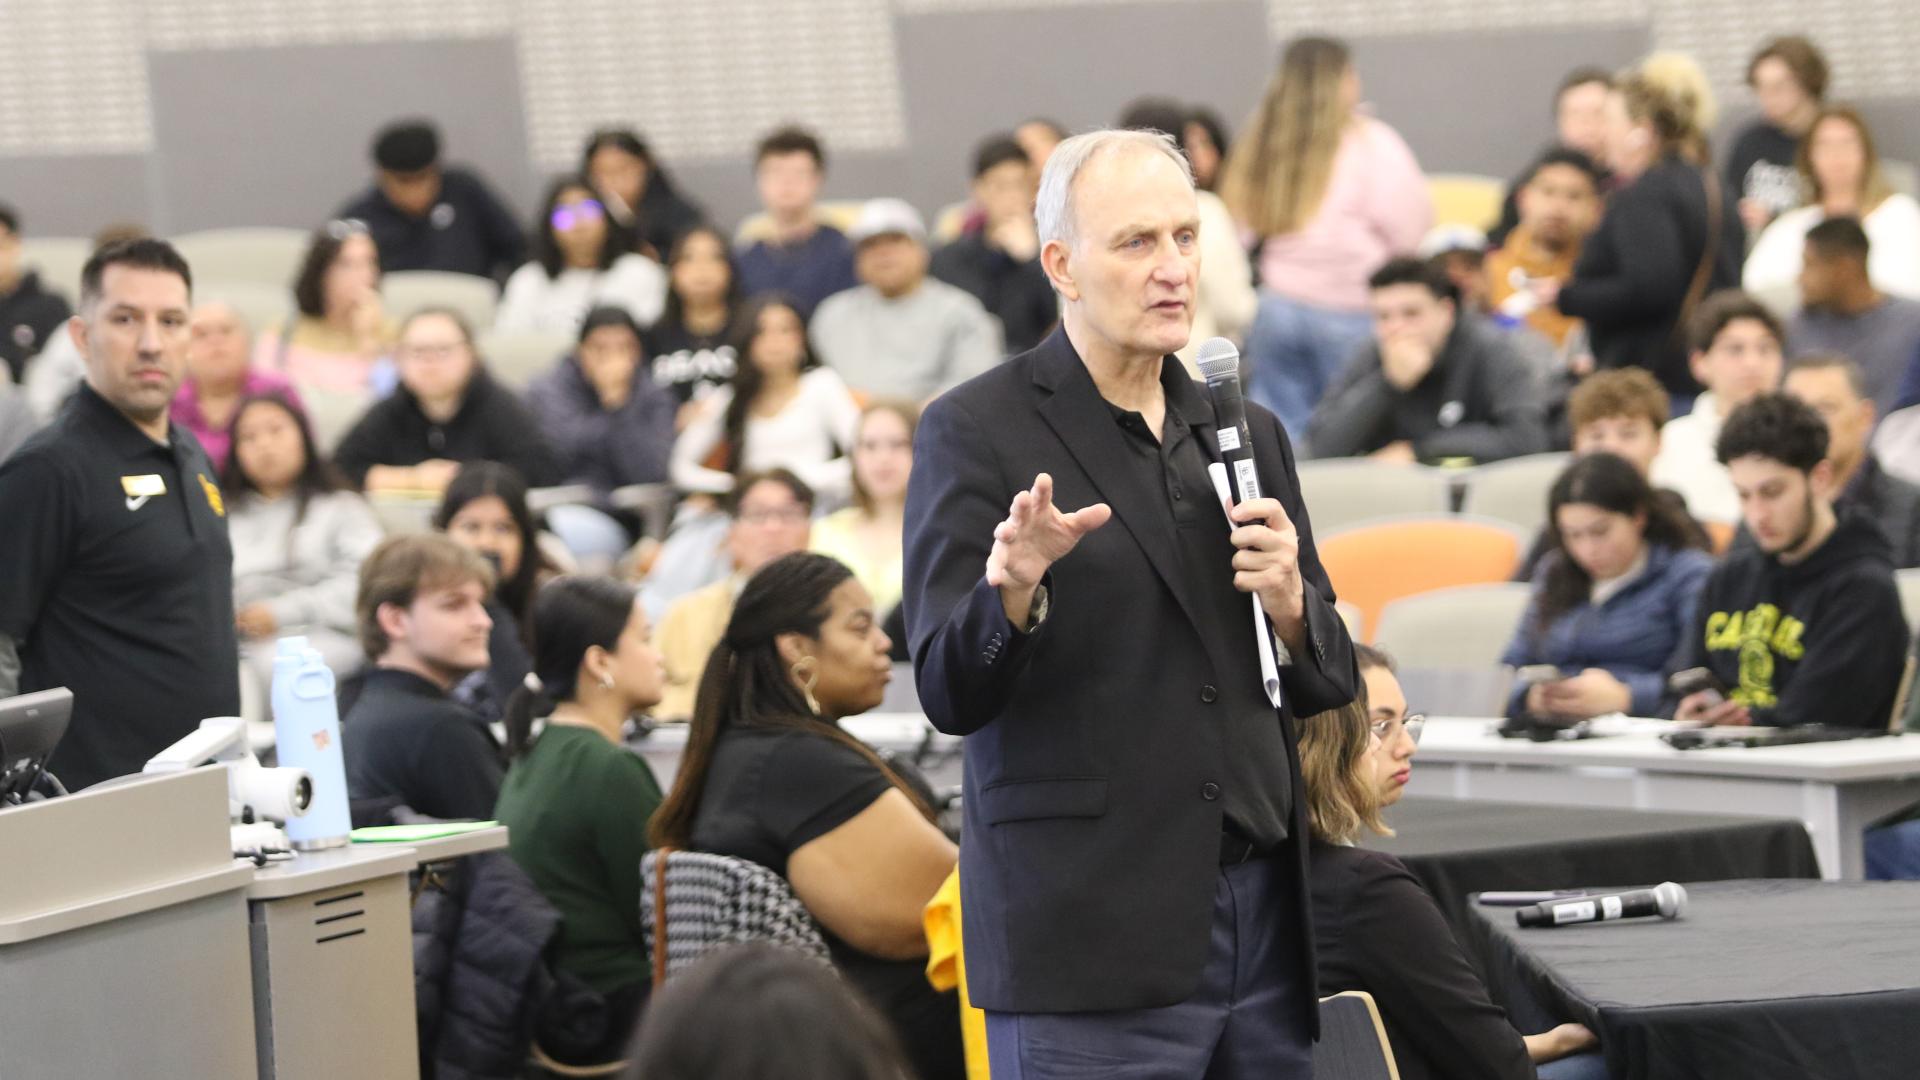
[1257, 116, 1432, 313]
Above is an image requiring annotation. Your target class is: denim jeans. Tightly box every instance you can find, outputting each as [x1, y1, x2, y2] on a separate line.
[1243, 291, 1374, 440]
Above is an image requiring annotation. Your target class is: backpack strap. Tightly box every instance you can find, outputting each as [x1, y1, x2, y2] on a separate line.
[650, 847, 673, 987]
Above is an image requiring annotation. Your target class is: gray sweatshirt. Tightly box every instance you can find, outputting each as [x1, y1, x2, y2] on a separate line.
[808, 277, 1004, 401]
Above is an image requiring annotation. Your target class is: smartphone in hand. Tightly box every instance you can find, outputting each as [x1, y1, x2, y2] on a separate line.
[1667, 667, 1729, 707]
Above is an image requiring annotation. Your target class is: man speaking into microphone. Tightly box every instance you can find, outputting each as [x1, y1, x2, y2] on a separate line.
[904, 128, 1357, 1077]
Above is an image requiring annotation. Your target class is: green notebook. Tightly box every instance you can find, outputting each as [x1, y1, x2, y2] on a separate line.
[350, 821, 501, 843]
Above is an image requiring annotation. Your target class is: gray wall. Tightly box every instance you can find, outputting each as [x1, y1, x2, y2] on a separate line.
[2, 1, 1918, 249]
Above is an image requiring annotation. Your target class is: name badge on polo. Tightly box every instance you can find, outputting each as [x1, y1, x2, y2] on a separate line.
[122, 473, 166, 511]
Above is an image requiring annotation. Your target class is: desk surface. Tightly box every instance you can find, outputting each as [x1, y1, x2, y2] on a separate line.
[1469, 879, 1920, 1080]
[247, 843, 423, 901]
[394, 824, 510, 862]
[1420, 716, 1920, 782]
[634, 713, 943, 752]
[1374, 798, 1818, 932]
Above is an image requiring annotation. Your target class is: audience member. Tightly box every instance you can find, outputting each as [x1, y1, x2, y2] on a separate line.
[645, 225, 743, 418]
[1788, 217, 1920, 413]
[1547, 56, 1744, 397]
[624, 943, 912, 1080]
[1650, 292, 1784, 523]
[1307, 257, 1547, 463]
[1745, 108, 1920, 307]
[343, 533, 503, 824]
[1674, 393, 1907, 728]
[810, 401, 915, 621]
[495, 575, 666, 1066]
[527, 306, 677, 493]
[1299, 690, 1603, 1080]
[1484, 149, 1603, 349]
[1726, 37, 1830, 236]
[671, 295, 860, 500]
[1514, 369, 1710, 578]
[1502, 453, 1714, 723]
[1117, 98, 1257, 373]
[1222, 35, 1432, 434]
[1183, 106, 1231, 193]
[1782, 355, 1920, 568]
[1012, 117, 1067, 172]
[928, 134, 1058, 355]
[0, 203, 72, 384]
[1489, 68, 1614, 246]
[652, 470, 814, 720]
[333, 307, 560, 493]
[495, 176, 667, 334]
[0, 239, 239, 790]
[735, 126, 857, 319]
[334, 118, 525, 281]
[222, 392, 381, 718]
[172, 299, 299, 465]
[1357, 644, 1419, 809]
[1422, 229, 1492, 320]
[581, 127, 707, 259]
[649, 553, 962, 1079]
[1569, 368, 1669, 478]
[433, 462, 555, 723]
[254, 221, 397, 446]
[811, 199, 1001, 401]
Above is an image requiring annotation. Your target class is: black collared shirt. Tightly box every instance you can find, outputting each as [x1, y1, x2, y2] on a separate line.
[0, 382, 238, 789]
[1104, 364, 1291, 849]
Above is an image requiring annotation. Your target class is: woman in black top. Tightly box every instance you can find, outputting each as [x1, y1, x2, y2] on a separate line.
[434, 462, 556, 723]
[643, 225, 743, 420]
[581, 127, 707, 260]
[650, 552, 963, 1080]
[1544, 58, 1744, 398]
[1299, 688, 1605, 1080]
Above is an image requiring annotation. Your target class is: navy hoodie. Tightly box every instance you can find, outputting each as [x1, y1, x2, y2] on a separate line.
[1680, 511, 1908, 728]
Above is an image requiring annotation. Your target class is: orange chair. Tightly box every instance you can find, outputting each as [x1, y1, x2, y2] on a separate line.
[1317, 516, 1527, 642]
[1704, 520, 1736, 555]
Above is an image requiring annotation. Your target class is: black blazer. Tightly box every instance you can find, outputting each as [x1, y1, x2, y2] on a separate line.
[1310, 842, 1535, 1080]
[903, 328, 1358, 1017]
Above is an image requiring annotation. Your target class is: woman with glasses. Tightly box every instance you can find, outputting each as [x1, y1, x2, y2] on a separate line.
[255, 220, 399, 447]
[1298, 686, 1605, 1080]
[669, 294, 861, 504]
[494, 176, 668, 335]
[1500, 452, 1713, 724]
[1356, 643, 1422, 808]
[332, 308, 561, 494]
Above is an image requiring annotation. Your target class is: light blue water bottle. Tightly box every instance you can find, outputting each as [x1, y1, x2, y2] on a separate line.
[271, 636, 352, 849]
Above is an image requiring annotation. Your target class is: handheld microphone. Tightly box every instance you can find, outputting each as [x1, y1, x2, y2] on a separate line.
[1195, 338, 1262, 506]
[1516, 882, 1688, 928]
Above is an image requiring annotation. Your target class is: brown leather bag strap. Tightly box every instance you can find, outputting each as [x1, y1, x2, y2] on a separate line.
[1675, 166, 1725, 346]
[650, 848, 673, 987]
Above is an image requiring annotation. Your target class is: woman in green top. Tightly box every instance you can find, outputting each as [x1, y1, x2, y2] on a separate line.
[494, 575, 666, 1066]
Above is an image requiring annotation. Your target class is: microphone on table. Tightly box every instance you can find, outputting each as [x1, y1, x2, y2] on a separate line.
[1516, 882, 1689, 928]
[1195, 337, 1262, 507]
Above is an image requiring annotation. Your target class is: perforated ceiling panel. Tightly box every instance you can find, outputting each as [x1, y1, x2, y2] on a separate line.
[517, 0, 906, 167]
[0, 0, 151, 154]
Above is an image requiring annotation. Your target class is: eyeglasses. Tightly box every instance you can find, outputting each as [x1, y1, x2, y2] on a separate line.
[324, 217, 370, 240]
[1370, 713, 1425, 745]
[737, 507, 809, 526]
[399, 341, 468, 361]
[551, 201, 606, 231]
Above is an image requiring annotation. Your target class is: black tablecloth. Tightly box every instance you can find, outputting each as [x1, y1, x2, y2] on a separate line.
[1469, 879, 1920, 1080]
[1371, 797, 1820, 933]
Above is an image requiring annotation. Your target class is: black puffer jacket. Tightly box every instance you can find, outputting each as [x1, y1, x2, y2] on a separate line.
[413, 850, 562, 1079]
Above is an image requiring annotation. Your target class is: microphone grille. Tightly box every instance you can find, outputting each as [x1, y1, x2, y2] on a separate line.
[1194, 337, 1240, 381]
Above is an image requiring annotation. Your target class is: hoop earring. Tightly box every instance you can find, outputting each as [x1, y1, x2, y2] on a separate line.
[790, 657, 821, 715]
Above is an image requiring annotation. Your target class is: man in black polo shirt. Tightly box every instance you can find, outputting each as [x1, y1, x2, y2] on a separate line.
[343, 532, 504, 826]
[334, 118, 527, 283]
[0, 238, 238, 791]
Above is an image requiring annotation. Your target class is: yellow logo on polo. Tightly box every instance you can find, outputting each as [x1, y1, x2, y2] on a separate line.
[199, 473, 225, 517]
[1702, 603, 1806, 708]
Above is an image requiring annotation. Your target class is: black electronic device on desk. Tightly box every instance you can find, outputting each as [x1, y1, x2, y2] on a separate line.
[1662, 725, 1895, 750]
[0, 687, 72, 807]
